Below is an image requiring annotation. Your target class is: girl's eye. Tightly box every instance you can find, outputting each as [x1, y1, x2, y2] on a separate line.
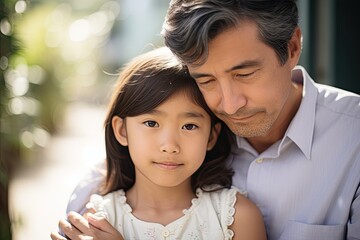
[182, 124, 198, 130]
[144, 121, 158, 127]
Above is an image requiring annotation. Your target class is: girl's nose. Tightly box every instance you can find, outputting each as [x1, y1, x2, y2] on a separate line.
[161, 146, 179, 154]
[160, 143, 180, 154]
[160, 131, 180, 154]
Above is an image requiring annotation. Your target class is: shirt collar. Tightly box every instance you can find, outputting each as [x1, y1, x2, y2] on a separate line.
[282, 66, 317, 160]
[236, 66, 318, 160]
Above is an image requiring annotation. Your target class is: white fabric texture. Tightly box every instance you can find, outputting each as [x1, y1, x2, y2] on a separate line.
[66, 66, 360, 240]
[89, 187, 240, 240]
[230, 66, 360, 240]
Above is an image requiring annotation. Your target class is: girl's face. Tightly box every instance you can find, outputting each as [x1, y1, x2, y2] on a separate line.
[112, 90, 219, 189]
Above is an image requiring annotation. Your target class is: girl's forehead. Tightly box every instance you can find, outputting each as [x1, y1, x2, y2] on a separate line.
[155, 91, 210, 116]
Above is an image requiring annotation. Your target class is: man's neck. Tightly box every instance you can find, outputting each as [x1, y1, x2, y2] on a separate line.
[247, 82, 303, 154]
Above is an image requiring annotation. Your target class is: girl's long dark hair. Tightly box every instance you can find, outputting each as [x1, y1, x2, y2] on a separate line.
[102, 47, 233, 194]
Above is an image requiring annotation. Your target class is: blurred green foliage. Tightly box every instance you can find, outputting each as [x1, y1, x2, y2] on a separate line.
[1, 0, 19, 238]
[1, 0, 168, 238]
[1, 0, 123, 237]
[1, 0, 66, 238]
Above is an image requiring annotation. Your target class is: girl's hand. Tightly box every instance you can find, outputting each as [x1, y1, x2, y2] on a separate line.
[50, 211, 124, 240]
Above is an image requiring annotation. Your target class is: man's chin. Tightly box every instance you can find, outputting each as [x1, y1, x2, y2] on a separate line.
[226, 123, 270, 138]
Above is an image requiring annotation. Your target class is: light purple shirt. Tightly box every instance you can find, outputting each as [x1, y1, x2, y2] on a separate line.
[66, 66, 360, 240]
[230, 66, 360, 239]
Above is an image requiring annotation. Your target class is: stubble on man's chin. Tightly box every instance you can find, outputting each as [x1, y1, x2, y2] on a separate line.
[222, 118, 273, 138]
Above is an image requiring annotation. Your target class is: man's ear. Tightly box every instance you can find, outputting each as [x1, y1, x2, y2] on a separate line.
[288, 26, 302, 68]
[112, 116, 128, 146]
[207, 122, 221, 151]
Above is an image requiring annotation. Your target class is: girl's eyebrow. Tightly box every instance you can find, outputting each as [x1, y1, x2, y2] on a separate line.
[181, 111, 206, 119]
[145, 109, 206, 118]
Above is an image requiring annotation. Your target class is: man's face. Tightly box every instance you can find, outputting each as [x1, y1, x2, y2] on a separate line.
[187, 21, 301, 139]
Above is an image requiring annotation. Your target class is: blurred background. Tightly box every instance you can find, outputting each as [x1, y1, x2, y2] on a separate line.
[1, 0, 359, 239]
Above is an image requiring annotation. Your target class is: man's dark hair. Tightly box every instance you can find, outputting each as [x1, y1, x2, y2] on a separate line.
[162, 0, 299, 66]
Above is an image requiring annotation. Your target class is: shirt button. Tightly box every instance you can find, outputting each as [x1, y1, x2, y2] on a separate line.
[255, 158, 263, 163]
[162, 229, 170, 237]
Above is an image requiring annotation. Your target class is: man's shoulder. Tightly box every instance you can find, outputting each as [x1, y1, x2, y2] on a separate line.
[315, 83, 360, 119]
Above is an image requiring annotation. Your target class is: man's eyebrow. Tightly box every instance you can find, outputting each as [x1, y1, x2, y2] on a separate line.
[190, 72, 212, 79]
[225, 60, 262, 73]
[190, 60, 262, 79]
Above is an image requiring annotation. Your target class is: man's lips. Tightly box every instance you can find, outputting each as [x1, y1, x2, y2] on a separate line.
[218, 110, 261, 122]
[227, 113, 256, 122]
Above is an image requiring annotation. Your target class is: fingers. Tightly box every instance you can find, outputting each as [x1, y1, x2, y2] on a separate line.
[87, 213, 112, 232]
[67, 211, 91, 233]
[55, 212, 124, 240]
[50, 231, 67, 240]
[83, 204, 96, 221]
[87, 213, 124, 240]
[58, 212, 91, 240]
[58, 217, 82, 240]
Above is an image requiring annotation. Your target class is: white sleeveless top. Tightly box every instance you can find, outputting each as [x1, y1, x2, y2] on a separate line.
[89, 186, 241, 240]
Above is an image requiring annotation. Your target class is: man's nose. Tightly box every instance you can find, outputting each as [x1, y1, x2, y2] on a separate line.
[219, 83, 247, 115]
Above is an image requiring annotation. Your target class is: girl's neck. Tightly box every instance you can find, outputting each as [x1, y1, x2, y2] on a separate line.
[125, 180, 196, 226]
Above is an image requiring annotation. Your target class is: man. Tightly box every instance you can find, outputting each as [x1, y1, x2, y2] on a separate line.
[52, 0, 360, 239]
[162, 1, 360, 239]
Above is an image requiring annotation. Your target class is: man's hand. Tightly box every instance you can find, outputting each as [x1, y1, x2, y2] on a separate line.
[50, 211, 124, 240]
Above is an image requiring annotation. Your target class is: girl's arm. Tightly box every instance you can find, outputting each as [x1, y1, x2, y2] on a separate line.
[230, 193, 267, 240]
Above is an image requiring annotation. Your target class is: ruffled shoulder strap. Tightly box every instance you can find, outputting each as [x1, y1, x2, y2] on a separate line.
[204, 186, 245, 239]
[88, 193, 110, 220]
[88, 189, 127, 225]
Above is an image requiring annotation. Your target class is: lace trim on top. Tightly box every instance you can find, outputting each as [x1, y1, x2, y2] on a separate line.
[224, 187, 237, 239]
[89, 194, 109, 219]
[90, 186, 239, 240]
[198, 185, 237, 239]
[116, 188, 202, 218]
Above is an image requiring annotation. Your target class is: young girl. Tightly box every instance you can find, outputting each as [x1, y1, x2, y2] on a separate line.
[59, 47, 266, 240]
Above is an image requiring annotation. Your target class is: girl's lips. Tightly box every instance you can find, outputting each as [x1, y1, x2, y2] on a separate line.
[154, 162, 183, 170]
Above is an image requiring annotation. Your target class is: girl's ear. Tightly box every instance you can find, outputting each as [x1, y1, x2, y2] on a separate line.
[112, 116, 128, 146]
[207, 122, 221, 151]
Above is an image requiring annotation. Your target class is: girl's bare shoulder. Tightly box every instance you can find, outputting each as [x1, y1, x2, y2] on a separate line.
[230, 192, 267, 240]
